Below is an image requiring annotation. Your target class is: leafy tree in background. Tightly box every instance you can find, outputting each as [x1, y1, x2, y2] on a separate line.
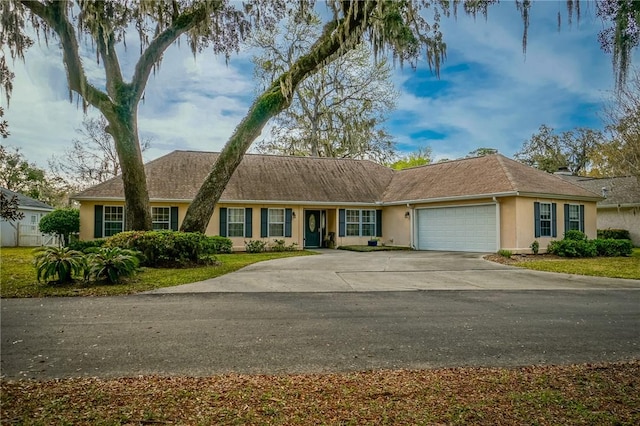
[49, 116, 151, 191]
[38, 208, 80, 247]
[468, 147, 498, 157]
[514, 125, 604, 175]
[0, 191, 24, 221]
[0, 145, 68, 207]
[252, 11, 398, 164]
[601, 68, 640, 180]
[389, 147, 433, 170]
[0, 107, 8, 138]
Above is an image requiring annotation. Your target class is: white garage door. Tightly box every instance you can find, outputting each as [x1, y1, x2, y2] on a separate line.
[416, 205, 497, 252]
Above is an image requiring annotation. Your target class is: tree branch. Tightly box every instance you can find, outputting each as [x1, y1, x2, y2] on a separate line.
[130, 4, 208, 104]
[20, 0, 113, 112]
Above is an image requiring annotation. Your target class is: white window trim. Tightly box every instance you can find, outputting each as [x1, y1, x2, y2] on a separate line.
[227, 207, 245, 237]
[268, 208, 285, 237]
[568, 204, 581, 231]
[104, 205, 124, 237]
[346, 209, 376, 237]
[151, 206, 171, 230]
[539, 202, 552, 237]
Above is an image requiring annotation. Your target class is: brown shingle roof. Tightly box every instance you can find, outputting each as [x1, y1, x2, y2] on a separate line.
[73, 152, 601, 204]
[556, 175, 640, 206]
[381, 154, 601, 203]
[73, 151, 394, 204]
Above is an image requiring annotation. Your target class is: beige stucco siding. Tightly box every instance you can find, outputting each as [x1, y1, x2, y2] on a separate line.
[508, 197, 598, 253]
[381, 205, 411, 247]
[597, 207, 640, 246]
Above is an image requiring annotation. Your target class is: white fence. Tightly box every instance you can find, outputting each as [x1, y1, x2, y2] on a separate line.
[16, 223, 58, 247]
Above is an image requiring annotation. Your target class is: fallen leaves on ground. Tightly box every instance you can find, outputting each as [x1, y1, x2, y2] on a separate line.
[2, 362, 639, 425]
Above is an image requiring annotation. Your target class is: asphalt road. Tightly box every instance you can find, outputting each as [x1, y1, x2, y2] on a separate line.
[2, 290, 639, 379]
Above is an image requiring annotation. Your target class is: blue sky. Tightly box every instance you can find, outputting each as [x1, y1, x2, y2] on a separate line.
[4, 1, 632, 168]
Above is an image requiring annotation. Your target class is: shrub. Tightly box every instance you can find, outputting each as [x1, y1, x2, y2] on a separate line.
[594, 238, 633, 257]
[564, 230, 587, 241]
[202, 236, 233, 254]
[69, 238, 107, 253]
[33, 246, 83, 283]
[530, 240, 539, 255]
[547, 239, 597, 258]
[105, 230, 207, 267]
[38, 209, 80, 246]
[270, 239, 298, 252]
[597, 229, 631, 240]
[245, 240, 267, 253]
[497, 249, 512, 258]
[87, 247, 140, 284]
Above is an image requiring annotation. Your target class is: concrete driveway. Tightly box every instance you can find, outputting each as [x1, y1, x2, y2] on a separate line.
[147, 249, 640, 293]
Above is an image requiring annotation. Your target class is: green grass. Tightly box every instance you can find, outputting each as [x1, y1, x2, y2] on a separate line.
[516, 248, 640, 280]
[338, 245, 412, 252]
[0, 247, 313, 298]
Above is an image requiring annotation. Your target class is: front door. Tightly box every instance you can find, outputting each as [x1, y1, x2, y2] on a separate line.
[305, 210, 321, 248]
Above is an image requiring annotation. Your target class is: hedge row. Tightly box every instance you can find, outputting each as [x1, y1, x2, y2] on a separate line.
[71, 231, 232, 267]
[547, 231, 633, 258]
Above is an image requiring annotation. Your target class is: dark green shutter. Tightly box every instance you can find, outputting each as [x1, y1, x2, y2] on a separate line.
[339, 209, 346, 237]
[261, 208, 268, 238]
[245, 208, 252, 238]
[579, 204, 585, 232]
[551, 203, 557, 237]
[94, 205, 104, 238]
[285, 208, 292, 237]
[219, 208, 227, 237]
[564, 204, 570, 236]
[170, 207, 179, 231]
[375, 210, 383, 237]
[533, 202, 540, 238]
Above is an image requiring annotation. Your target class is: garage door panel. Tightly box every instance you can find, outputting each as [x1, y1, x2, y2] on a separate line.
[417, 205, 496, 252]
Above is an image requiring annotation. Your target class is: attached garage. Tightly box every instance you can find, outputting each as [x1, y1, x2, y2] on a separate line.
[416, 204, 497, 252]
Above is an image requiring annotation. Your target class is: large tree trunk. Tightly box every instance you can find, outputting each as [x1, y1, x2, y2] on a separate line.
[105, 111, 152, 231]
[181, 2, 373, 233]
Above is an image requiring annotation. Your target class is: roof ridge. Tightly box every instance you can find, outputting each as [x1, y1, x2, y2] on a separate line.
[494, 154, 517, 191]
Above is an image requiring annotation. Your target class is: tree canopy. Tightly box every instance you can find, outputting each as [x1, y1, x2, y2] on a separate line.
[252, 11, 398, 164]
[514, 125, 604, 176]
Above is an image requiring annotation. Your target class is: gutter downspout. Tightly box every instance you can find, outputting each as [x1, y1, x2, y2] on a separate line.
[408, 203, 415, 249]
[493, 196, 501, 252]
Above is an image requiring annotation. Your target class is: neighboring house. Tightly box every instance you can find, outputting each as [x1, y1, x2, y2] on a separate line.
[557, 175, 640, 246]
[72, 151, 602, 253]
[1, 187, 56, 247]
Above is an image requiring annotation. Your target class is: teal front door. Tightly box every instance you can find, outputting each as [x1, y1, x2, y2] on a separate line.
[305, 210, 321, 248]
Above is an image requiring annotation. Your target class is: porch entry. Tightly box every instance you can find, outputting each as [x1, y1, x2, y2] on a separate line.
[304, 210, 322, 248]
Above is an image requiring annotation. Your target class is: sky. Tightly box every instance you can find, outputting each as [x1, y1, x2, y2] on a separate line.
[3, 1, 633, 170]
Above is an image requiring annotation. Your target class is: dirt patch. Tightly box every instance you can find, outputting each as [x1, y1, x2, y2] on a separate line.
[484, 253, 563, 265]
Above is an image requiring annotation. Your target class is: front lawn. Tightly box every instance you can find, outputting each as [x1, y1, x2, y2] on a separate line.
[514, 248, 640, 280]
[0, 247, 312, 298]
[2, 362, 638, 425]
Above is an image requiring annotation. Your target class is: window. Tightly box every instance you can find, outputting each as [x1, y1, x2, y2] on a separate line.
[345, 209, 376, 237]
[227, 208, 245, 237]
[104, 206, 124, 237]
[567, 205, 581, 231]
[361, 210, 375, 237]
[152, 207, 171, 230]
[268, 208, 285, 237]
[539, 203, 552, 237]
[346, 209, 361, 236]
[30, 215, 37, 224]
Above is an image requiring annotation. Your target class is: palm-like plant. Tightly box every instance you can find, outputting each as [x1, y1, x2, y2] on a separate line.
[88, 247, 140, 284]
[33, 246, 83, 283]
